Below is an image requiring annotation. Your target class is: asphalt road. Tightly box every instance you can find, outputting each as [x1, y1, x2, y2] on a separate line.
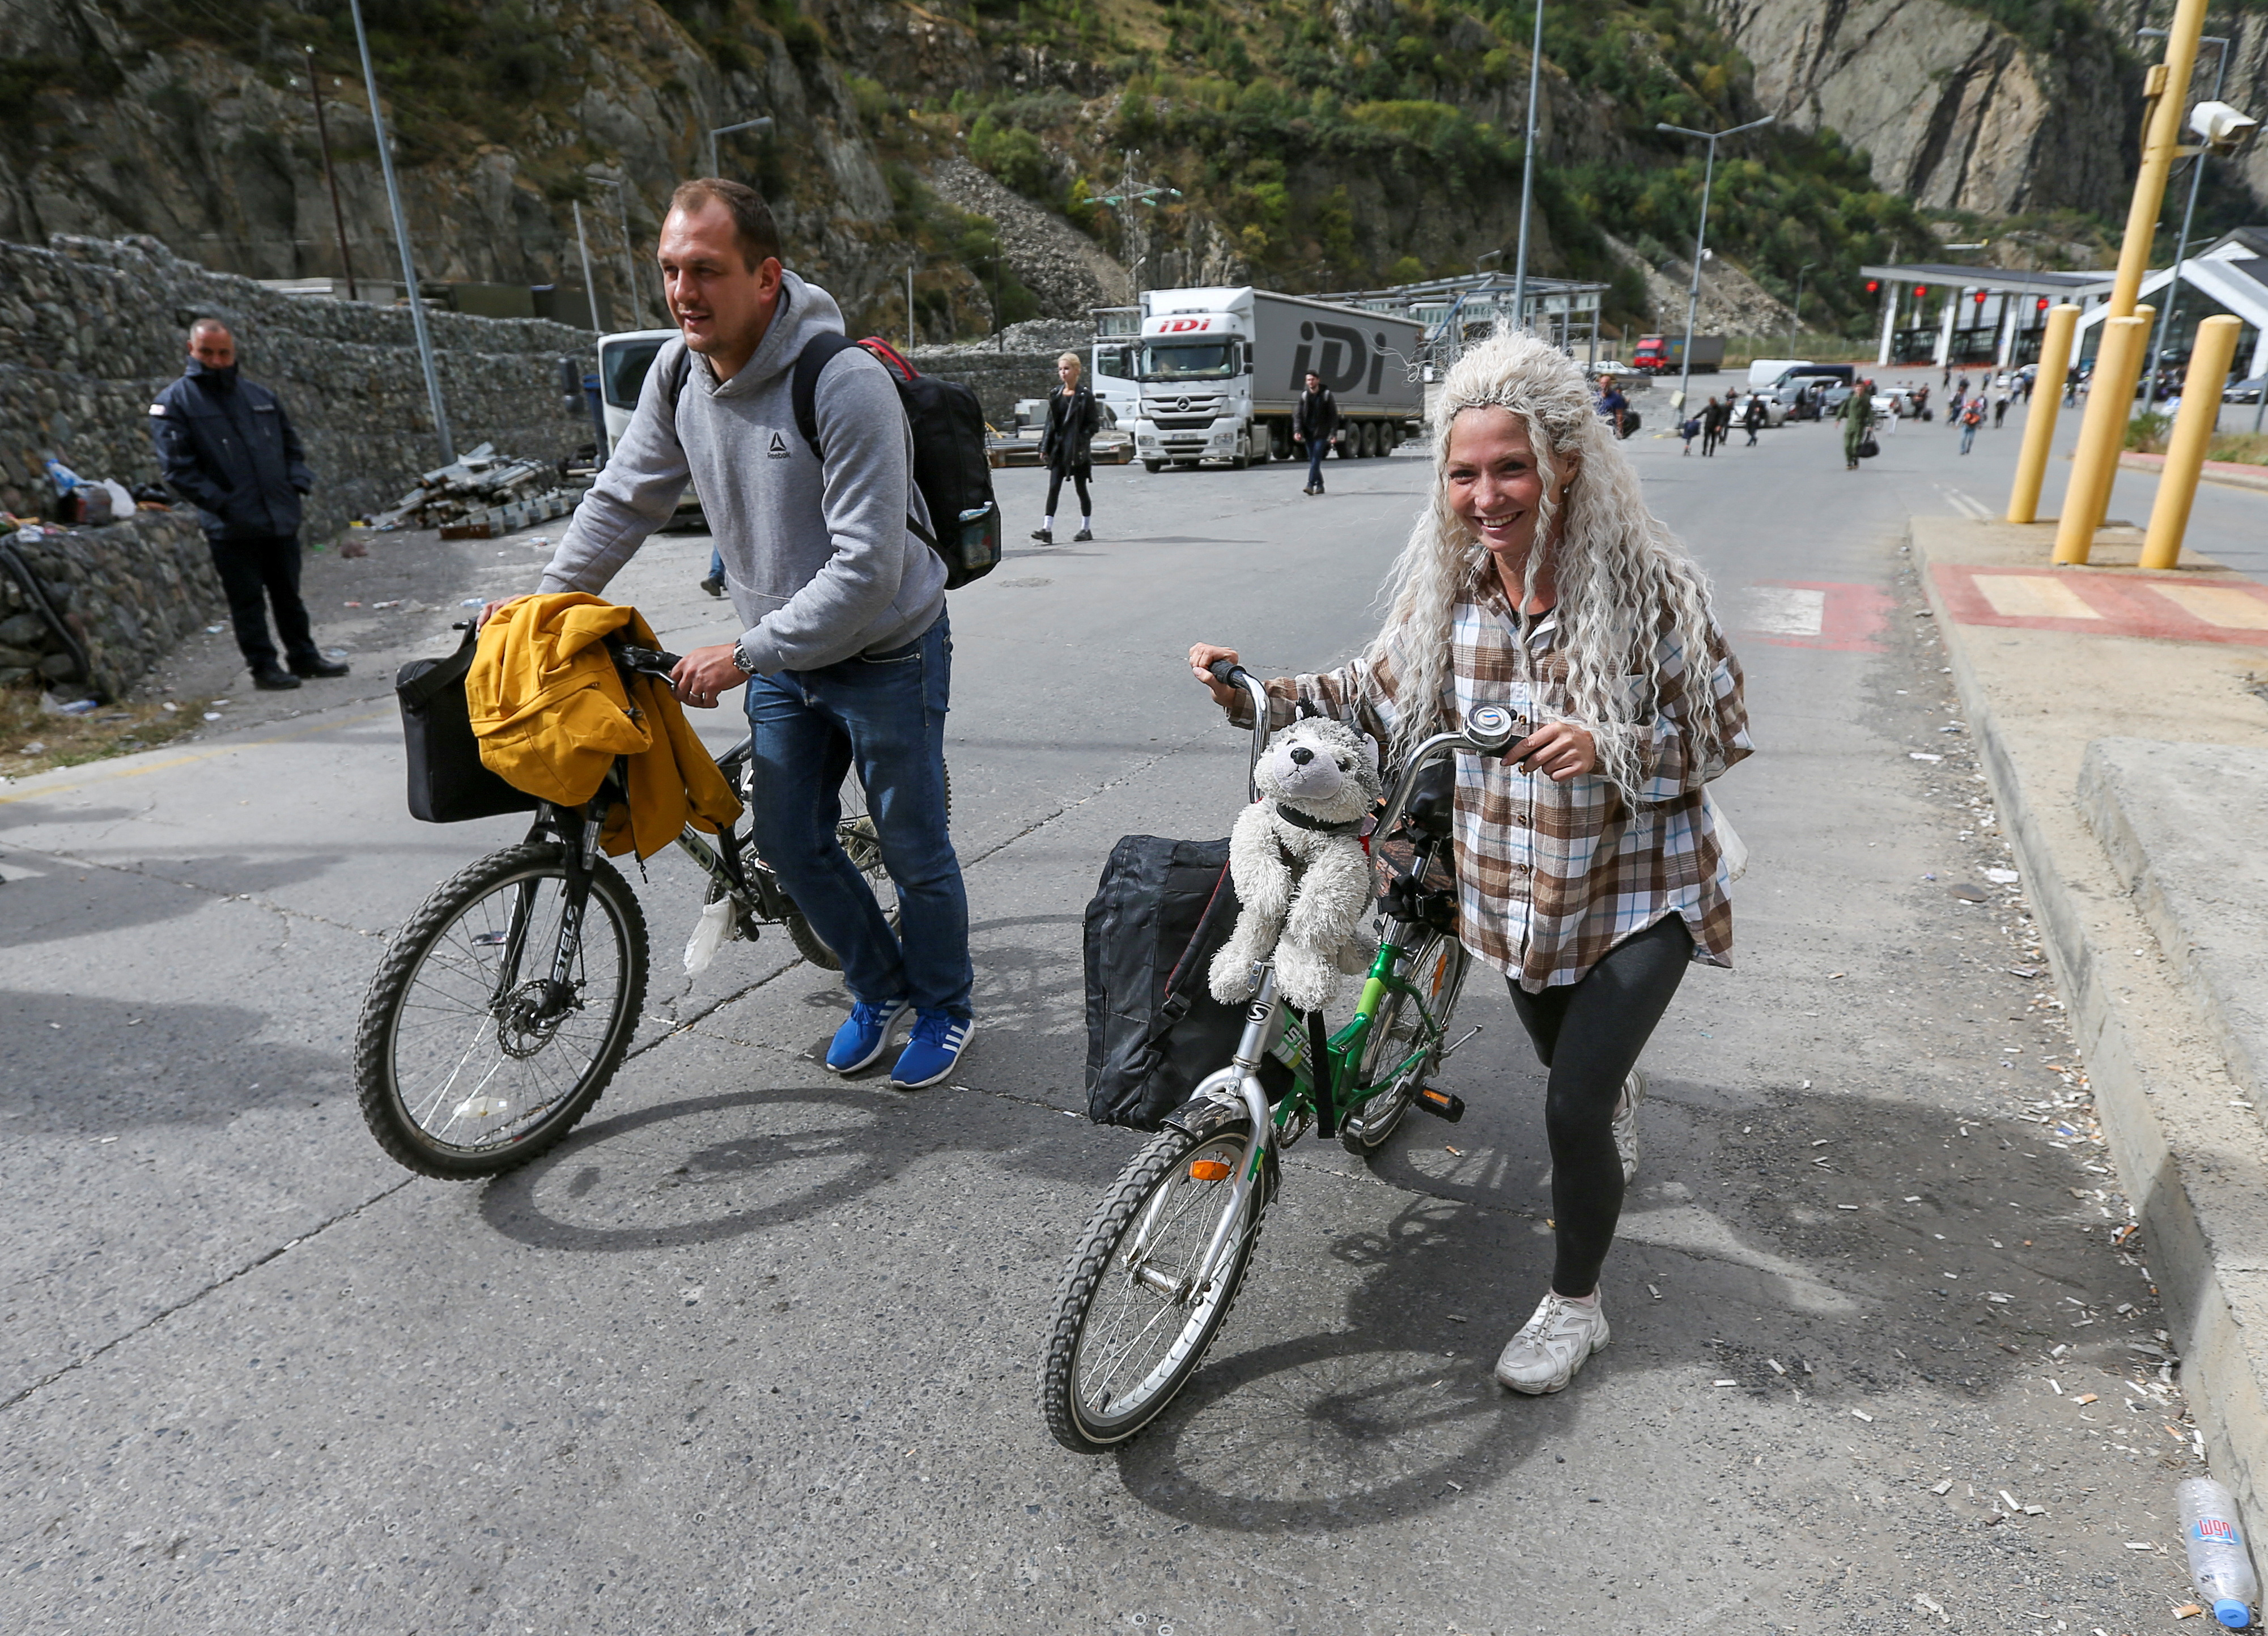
[2, 384, 2252, 1633]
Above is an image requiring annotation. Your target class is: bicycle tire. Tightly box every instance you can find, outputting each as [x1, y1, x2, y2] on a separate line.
[1340, 929, 1468, 1156]
[1039, 1114, 1264, 1451]
[355, 842, 648, 1179]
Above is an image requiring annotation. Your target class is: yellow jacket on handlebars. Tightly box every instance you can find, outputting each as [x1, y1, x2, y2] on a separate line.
[468, 593, 741, 859]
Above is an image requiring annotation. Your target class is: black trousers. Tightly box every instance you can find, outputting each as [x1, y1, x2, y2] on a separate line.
[1507, 915, 1694, 1298]
[209, 534, 317, 672]
[1044, 465, 1091, 520]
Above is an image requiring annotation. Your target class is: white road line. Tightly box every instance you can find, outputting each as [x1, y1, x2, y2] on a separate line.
[1935, 485, 1994, 522]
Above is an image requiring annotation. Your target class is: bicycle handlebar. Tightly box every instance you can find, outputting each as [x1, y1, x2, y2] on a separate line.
[1371, 704, 1523, 847]
[611, 642, 683, 681]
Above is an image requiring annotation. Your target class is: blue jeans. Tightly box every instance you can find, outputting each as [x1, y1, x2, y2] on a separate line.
[1305, 439, 1327, 488]
[1960, 422, 1977, 453]
[707, 546, 724, 583]
[742, 613, 971, 1017]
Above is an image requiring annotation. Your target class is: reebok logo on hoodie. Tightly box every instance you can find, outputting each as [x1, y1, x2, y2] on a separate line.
[767, 431, 791, 459]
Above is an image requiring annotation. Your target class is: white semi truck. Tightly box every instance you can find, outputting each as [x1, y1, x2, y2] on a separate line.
[1129, 287, 1425, 471]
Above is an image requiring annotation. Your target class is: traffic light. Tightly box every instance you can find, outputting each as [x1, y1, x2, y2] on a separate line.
[2036, 296, 2050, 311]
[1865, 279, 1879, 294]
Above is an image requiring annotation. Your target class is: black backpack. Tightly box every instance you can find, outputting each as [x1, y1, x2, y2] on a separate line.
[1084, 835, 1252, 1131]
[394, 626, 540, 824]
[662, 335, 1001, 589]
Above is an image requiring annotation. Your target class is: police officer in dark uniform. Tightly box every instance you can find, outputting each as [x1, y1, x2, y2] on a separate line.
[149, 320, 347, 691]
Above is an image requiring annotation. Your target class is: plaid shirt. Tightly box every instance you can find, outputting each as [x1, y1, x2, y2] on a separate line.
[1242, 576, 1752, 992]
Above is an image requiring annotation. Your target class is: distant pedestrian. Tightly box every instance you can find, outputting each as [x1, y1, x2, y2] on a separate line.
[1597, 378, 1628, 439]
[1700, 396, 1724, 457]
[1941, 362, 1952, 389]
[1033, 351, 1099, 544]
[1956, 372, 1970, 402]
[1840, 377, 1874, 470]
[148, 319, 348, 691]
[1742, 394, 1764, 446]
[1959, 395, 1983, 453]
[1679, 413, 1700, 455]
[1882, 392, 1900, 437]
[1993, 377, 2011, 429]
[1293, 369, 1339, 495]
[2021, 372, 2035, 403]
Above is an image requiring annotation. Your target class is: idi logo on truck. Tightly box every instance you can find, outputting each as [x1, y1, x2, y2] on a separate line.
[1155, 317, 1214, 333]
[1291, 320, 1388, 395]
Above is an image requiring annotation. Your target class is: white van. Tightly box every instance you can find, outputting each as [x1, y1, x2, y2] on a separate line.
[1747, 358, 1811, 394]
[596, 328, 704, 528]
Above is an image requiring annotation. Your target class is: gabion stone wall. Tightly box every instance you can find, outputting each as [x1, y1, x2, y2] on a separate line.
[0, 235, 599, 545]
[0, 512, 223, 698]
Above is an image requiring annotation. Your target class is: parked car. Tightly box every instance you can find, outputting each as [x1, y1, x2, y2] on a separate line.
[2224, 376, 2265, 405]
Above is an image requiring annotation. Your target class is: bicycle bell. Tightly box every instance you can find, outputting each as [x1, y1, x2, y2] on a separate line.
[1463, 704, 1519, 754]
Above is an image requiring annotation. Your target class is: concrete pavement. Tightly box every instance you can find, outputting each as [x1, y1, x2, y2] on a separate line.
[0, 394, 2247, 1631]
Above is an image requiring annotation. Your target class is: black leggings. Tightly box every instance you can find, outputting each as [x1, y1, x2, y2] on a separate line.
[1044, 467, 1090, 518]
[1507, 915, 1693, 1298]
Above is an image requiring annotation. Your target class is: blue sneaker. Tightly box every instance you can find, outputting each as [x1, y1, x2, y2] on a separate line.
[889, 1010, 974, 1089]
[826, 997, 909, 1074]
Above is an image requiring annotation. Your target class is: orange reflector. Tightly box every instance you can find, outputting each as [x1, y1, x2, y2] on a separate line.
[1188, 1159, 1231, 1182]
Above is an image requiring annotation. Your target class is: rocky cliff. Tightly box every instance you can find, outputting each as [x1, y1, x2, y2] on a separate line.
[1706, 0, 2268, 226]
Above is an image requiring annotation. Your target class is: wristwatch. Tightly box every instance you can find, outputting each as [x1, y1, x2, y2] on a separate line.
[730, 635, 757, 677]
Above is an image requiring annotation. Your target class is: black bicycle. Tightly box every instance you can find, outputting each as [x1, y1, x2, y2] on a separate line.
[354, 639, 922, 1180]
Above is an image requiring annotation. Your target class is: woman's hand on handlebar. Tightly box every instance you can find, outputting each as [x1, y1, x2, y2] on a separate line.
[1188, 643, 1244, 709]
[1508, 721, 1598, 783]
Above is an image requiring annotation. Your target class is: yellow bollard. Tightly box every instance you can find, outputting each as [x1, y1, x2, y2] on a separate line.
[2055, 314, 2151, 564]
[2141, 315, 2243, 570]
[2081, 303, 2155, 539]
[2008, 304, 2081, 524]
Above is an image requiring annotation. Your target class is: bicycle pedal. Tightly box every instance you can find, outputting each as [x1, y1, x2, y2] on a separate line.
[1411, 1086, 1464, 1123]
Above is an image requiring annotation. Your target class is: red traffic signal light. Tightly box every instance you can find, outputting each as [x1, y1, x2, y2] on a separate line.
[1973, 290, 1987, 303]
[1865, 279, 1879, 294]
[2036, 296, 2050, 311]
[1915, 285, 1927, 298]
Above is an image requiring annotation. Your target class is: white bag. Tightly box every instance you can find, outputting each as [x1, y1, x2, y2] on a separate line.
[1705, 790, 1748, 882]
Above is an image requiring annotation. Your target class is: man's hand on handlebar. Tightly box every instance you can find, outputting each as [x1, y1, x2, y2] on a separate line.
[670, 642, 749, 710]
[1188, 643, 1245, 709]
[475, 596, 526, 631]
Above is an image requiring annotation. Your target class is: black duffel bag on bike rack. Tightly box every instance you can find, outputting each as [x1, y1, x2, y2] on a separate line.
[394, 625, 538, 823]
[1083, 833, 1248, 1131]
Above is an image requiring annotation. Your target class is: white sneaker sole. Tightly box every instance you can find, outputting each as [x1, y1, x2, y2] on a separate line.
[890, 1021, 974, 1089]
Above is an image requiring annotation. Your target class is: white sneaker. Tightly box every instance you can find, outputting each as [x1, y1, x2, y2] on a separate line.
[1613, 1067, 1644, 1184]
[1493, 1290, 1611, 1395]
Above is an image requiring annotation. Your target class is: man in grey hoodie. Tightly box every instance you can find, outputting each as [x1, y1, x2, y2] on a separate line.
[525, 179, 972, 1089]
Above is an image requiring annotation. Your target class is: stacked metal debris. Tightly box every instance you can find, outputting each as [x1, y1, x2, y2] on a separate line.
[369, 444, 581, 538]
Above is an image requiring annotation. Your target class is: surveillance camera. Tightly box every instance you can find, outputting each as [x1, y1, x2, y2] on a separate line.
[2190, 100, 2260, 154]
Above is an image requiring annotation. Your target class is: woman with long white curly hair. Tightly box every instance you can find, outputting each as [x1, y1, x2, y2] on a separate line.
[1190, 331, 1752, 1396]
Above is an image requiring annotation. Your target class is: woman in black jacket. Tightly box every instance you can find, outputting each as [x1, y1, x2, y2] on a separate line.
[1034, 352, 1101, 543]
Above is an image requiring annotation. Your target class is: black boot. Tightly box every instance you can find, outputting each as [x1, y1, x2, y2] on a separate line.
[290, 654, 350, 679]
[253, 666, 302, 691]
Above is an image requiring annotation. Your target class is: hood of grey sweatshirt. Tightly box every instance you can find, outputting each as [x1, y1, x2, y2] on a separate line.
[538, 271, 942, 672]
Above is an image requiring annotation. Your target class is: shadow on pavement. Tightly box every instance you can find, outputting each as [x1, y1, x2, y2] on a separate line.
[0, 989, 345, 1131]
[0, 849, 342, 945]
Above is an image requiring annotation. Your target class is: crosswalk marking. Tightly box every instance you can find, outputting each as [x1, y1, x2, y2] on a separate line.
[1936, 486, 1994, 522]
[2147, 583, 2268, 630]
[1742, 587, 1827, 637]
[1974, 576, 2103, 621]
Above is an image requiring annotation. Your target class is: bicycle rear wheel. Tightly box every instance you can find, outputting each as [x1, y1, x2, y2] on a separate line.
[1340, 928, 1468, 1155]
[1040, 1114, 1264, 1451]
[355, 843, 648, 1178]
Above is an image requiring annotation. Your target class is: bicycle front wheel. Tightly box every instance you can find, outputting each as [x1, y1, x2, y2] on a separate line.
[1341, 928, 1468, 1155]
[1040, 1114, 1263, 1451]
[355, 843, 648, 1178]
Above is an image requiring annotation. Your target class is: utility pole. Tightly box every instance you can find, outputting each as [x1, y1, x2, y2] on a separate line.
[349, 0, 452, 463]
[1656, 114, 1773, 409]
[304, 48, 357, 301]
[573, 201, 605, 333]
[1093, 151, 1180, 304]
[906, 264, 916, 347]
[1509, 0, 1545, 335]
[2139, 29, 2230, 410]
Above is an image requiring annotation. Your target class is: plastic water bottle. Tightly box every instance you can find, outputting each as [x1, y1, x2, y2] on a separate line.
[2178, 1477, 2258, 1629]
[42, 456, 82, 495]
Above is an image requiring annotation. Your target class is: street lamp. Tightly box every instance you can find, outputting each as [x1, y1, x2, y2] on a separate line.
[707, 116, 773, 178]
[1657, 114, 1774, 409]
[1509, 0, 1546, 335]
[1787, 260, 1817, 353]
[2135, 28, 2235, 411]
[1093, 152, 1182, 303]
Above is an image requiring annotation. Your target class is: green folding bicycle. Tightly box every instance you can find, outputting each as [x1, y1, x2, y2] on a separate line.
[1038, 661, 1520, 1451]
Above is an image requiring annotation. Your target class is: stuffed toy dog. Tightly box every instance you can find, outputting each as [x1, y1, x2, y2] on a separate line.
[1210, 713, 1384, 1013]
